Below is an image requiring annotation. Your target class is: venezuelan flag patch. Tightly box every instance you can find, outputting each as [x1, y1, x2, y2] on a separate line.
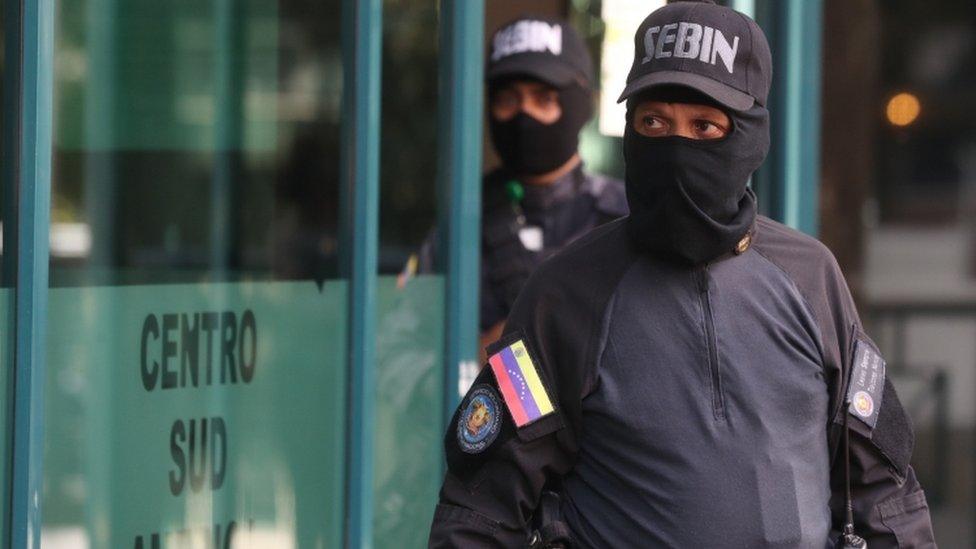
[488, 339, 554, 427]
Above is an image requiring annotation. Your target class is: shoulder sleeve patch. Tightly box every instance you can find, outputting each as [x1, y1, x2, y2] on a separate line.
[847, 338, 886, 429]
[456, 384, 504, 454]
[487, 338, 555, 428]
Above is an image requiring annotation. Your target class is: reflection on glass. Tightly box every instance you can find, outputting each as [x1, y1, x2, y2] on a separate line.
[45, 0, 346, 547]
[373, 1, 445, 547]
[52, 0, 343, 286]
[0, 0, 13, 543]
[378, 0, 439, 274]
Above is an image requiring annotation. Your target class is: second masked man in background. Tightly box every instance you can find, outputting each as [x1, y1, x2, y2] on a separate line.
[420, 16, 627, 361]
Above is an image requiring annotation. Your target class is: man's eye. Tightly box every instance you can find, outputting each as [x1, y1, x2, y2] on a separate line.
[643, 116, 662, 128]
[694, 120, 726, 137]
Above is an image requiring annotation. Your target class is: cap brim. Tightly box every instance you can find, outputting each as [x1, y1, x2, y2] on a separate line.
[616, 70, 755, 111]
[487, 55, 580, 87]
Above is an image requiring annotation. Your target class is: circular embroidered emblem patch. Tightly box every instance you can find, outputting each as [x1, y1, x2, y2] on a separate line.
[853, 391, 874, 418]
[457, 385, 502, 454]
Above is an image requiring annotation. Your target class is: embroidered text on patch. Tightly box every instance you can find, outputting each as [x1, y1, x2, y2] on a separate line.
[488, 339, 554, 427]
[847, 339, 886, 429]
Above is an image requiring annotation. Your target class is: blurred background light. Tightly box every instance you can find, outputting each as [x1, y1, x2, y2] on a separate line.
[886, 91, 921, 127]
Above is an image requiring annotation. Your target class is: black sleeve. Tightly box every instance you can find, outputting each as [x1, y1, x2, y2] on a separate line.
[429, 219, 634, 548]
[429, 354, 575, 548]
[754, 218, 935, 547]
[827, 332, 936, 547]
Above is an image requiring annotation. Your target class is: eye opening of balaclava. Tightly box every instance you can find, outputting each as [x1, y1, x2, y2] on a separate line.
[626, 85, 739, 146]
[488, 74, 593, 177]
[623, 84, 769, 265]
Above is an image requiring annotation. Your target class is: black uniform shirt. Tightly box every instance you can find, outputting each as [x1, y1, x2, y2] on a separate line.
[430, 216, 936, 548]
[419, 165, 628, 332]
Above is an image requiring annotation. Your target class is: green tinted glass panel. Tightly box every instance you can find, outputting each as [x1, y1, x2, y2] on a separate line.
[374, 0, 445, 544]
[1, 0, 14, 540]
[377, 0, 439, 268]
[43, 281, 346, 547]
[47, 0, 346, 546]
[0, 290, 11, 544]
[56, 0, 277, 152]
[0, 27, 16, 510]
[51, 0, 343, 285]
[374, 275, 443, 547]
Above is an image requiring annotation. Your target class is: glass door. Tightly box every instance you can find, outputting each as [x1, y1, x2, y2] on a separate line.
[43, 1, 347, 546]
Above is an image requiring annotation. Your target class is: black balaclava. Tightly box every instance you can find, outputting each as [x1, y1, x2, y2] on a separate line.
[488, 80, 592, 176]
[623, 88, 769, 265]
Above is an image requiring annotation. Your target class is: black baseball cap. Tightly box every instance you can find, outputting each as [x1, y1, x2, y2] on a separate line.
[486, 16, 594, 89]
[617, 0, 771, 111]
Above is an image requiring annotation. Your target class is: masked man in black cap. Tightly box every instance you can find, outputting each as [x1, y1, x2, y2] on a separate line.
[419, 16, 627, 358]
[429, 2, 935, 548]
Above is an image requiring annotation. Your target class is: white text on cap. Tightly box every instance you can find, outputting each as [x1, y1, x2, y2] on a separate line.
[492, 21, 562, 62]
[641, 22, 740, 74]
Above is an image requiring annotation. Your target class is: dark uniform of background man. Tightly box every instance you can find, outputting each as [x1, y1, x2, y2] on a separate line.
[420, 16, 627, 361]
[429, 1, 936, 547]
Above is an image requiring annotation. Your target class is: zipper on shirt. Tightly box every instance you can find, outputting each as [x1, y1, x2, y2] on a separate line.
[697, 266, 726, 421]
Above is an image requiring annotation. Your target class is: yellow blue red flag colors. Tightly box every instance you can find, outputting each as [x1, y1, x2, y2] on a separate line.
[488, 339, 554, 427]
